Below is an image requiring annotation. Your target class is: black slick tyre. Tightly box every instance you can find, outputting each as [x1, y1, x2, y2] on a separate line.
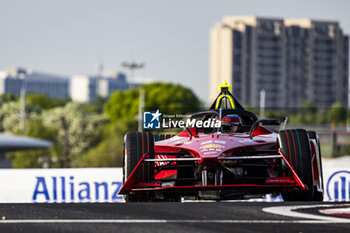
[123, 132, 155, 202]
[279, 129, 314, 201]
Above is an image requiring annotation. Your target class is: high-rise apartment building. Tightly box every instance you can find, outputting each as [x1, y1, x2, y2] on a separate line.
[210, 16, 349, 108]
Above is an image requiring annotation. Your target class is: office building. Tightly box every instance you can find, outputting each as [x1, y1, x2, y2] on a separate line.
[71, 71, 132, 103]
[0, 67, 69, 99]
[0, 67, 152, 103]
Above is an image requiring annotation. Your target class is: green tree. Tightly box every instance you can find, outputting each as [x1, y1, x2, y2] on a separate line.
[26, 93, 69, 110]
[82, 96, 108, 114]
[328, 102, 347, 126]
[104, 82, 201, 122]
[0, 93, 17, 104]
[8, 120, 59, 168]
[0, 98, 109, 168]
[316, 109, 328, 124]
[265, 110, 286, 119]
[83, 82, 201, 167]
[0, 99, 60, 168]
[288, 100, 317, 124]
[42, 102, 108, 167]
[91, 95, 108, 113]
[299, 100, 316, 124]
[300, 100, 316, 115]
[79, 120, 137, 167]
[0, 101, 41, 133]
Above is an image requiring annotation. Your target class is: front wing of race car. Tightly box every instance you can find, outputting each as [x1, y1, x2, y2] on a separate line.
[118, 148, 313, 197]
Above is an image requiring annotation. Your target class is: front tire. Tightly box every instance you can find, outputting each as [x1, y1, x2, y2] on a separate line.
[279, 129, 315, 201]
[123, 132, 155, 202]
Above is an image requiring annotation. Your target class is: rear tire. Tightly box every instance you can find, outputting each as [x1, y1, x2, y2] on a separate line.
[279, 129, 314, 201]
[123, 132, 155, 202]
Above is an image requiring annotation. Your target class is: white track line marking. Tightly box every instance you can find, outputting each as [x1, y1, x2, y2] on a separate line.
[263, 204, 350, 222]
[0, 219, 348, 224]
[319, 207, 350, 215]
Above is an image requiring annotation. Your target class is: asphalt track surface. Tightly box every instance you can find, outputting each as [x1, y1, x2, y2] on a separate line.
[0, 202, 350, 233]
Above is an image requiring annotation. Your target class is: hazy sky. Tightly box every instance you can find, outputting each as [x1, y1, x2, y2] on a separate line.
[0, 0, 349, 102]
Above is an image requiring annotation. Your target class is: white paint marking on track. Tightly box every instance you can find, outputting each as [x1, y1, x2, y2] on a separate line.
[319, 207, 350, 215]
[263, 204, 350, 222]
[0, 219, 349, 224]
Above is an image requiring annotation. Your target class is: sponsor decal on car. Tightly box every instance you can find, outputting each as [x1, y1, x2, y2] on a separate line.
[200, 140, 213, 145]
[203, 151, 218, 155]
[214, 140, 226, 144]
[200, 144, 224, 149]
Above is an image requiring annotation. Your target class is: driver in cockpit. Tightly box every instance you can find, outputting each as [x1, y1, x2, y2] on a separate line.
[219, 114, 243, 133]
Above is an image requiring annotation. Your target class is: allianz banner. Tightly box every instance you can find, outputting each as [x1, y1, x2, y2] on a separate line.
[0, 168, 124, 203]
[0, 167, 348, 203]
[324, 168, 350, 202]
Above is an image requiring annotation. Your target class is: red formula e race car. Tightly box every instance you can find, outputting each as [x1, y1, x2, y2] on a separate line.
[119, 82, 324, 202]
